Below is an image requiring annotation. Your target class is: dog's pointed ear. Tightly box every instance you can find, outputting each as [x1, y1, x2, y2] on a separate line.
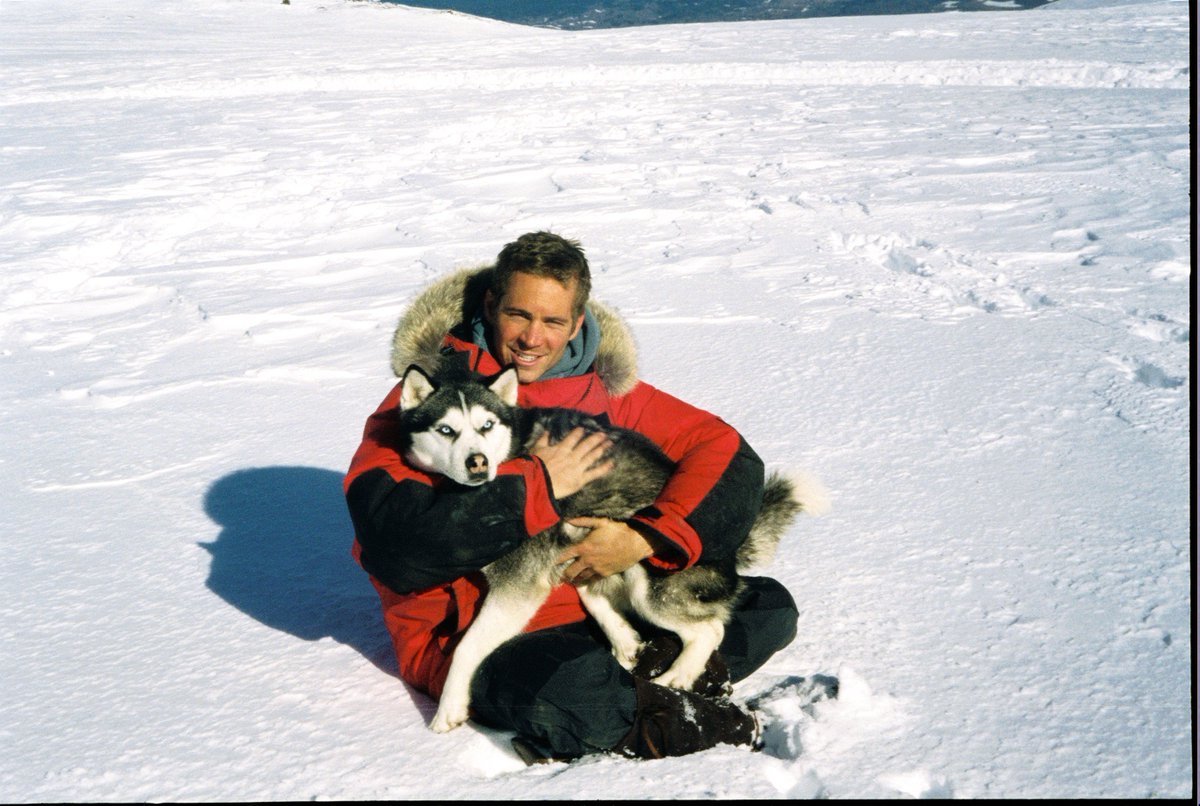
[399, 365, 436, 412]
[488, 367, 520, 407]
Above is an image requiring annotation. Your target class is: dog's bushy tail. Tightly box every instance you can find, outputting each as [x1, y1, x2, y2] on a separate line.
[737, 470, 831, 570]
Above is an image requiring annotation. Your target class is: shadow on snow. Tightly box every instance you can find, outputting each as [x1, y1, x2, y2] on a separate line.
[201, 465, 398, 676]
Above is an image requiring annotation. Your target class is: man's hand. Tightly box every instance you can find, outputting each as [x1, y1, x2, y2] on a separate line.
[531, 427, 613, 499]
[557, 517, 656, 585]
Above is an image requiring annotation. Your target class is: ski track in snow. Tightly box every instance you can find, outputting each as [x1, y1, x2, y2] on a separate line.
[3, 58, 1188, 105]
[0, 0, 1191, 800]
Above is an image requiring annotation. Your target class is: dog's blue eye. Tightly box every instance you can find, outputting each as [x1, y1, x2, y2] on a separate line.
[480, 420, 494, 433]
[437, 425, 456, 437]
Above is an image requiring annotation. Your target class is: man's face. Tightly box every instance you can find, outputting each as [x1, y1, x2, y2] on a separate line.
[486, 272, 584, 384]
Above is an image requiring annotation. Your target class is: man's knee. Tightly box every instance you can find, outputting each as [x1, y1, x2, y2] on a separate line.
[721, 576, 799, 681]
[742, 575, 799, 644]
[468, 626, 637, 756]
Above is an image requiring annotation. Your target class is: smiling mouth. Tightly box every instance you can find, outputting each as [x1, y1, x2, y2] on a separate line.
[510, 350, 543, 366]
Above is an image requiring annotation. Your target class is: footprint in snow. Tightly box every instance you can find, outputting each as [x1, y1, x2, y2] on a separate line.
[1109, 355, 1186, 390]
[744, 674, 840, 762]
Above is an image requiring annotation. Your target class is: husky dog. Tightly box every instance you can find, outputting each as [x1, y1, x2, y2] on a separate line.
[396, 364, 825, 733]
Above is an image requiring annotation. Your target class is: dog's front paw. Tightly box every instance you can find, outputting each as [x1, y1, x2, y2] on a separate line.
[612, 639, 645, 671]
[430, 701, 469, 733]
[651, 664, 702, 691]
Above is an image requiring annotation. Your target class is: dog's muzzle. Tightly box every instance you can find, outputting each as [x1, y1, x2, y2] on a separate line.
[465, 453, 489, 483]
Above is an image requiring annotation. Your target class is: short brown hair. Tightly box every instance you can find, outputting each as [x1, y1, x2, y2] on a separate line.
[492, 231, 591, 317]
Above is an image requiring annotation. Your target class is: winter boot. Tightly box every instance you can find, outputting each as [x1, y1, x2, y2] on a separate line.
[510, 735, 581, 766]
[610, 677, 759, 759]
[630, 634, 733, 700]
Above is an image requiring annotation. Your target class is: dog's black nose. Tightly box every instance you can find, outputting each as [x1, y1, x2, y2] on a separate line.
[466, 453, 489, 479]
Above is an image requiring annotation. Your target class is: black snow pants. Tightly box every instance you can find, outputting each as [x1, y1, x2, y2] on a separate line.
[467, 576, 799, 758]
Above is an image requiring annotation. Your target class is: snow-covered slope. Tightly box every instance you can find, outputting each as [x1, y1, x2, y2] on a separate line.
[0, 0, 1190, 799]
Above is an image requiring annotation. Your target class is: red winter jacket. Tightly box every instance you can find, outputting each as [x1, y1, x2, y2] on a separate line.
[344, 269, 764, 699]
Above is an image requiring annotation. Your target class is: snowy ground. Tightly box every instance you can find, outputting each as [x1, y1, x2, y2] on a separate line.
[0, 0, 1192, 799]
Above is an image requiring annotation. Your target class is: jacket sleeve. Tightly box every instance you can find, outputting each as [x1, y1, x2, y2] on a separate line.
[344, 382, 562, 595]
[610, 382, 765, 570]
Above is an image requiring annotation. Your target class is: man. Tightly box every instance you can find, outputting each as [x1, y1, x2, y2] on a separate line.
[344, 232, 799, 761]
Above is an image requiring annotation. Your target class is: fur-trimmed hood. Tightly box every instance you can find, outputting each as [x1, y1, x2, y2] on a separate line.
[390, 265, 640, 397]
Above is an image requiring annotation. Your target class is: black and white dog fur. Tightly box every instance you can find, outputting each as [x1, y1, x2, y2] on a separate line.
[397, 364, 828, 733]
